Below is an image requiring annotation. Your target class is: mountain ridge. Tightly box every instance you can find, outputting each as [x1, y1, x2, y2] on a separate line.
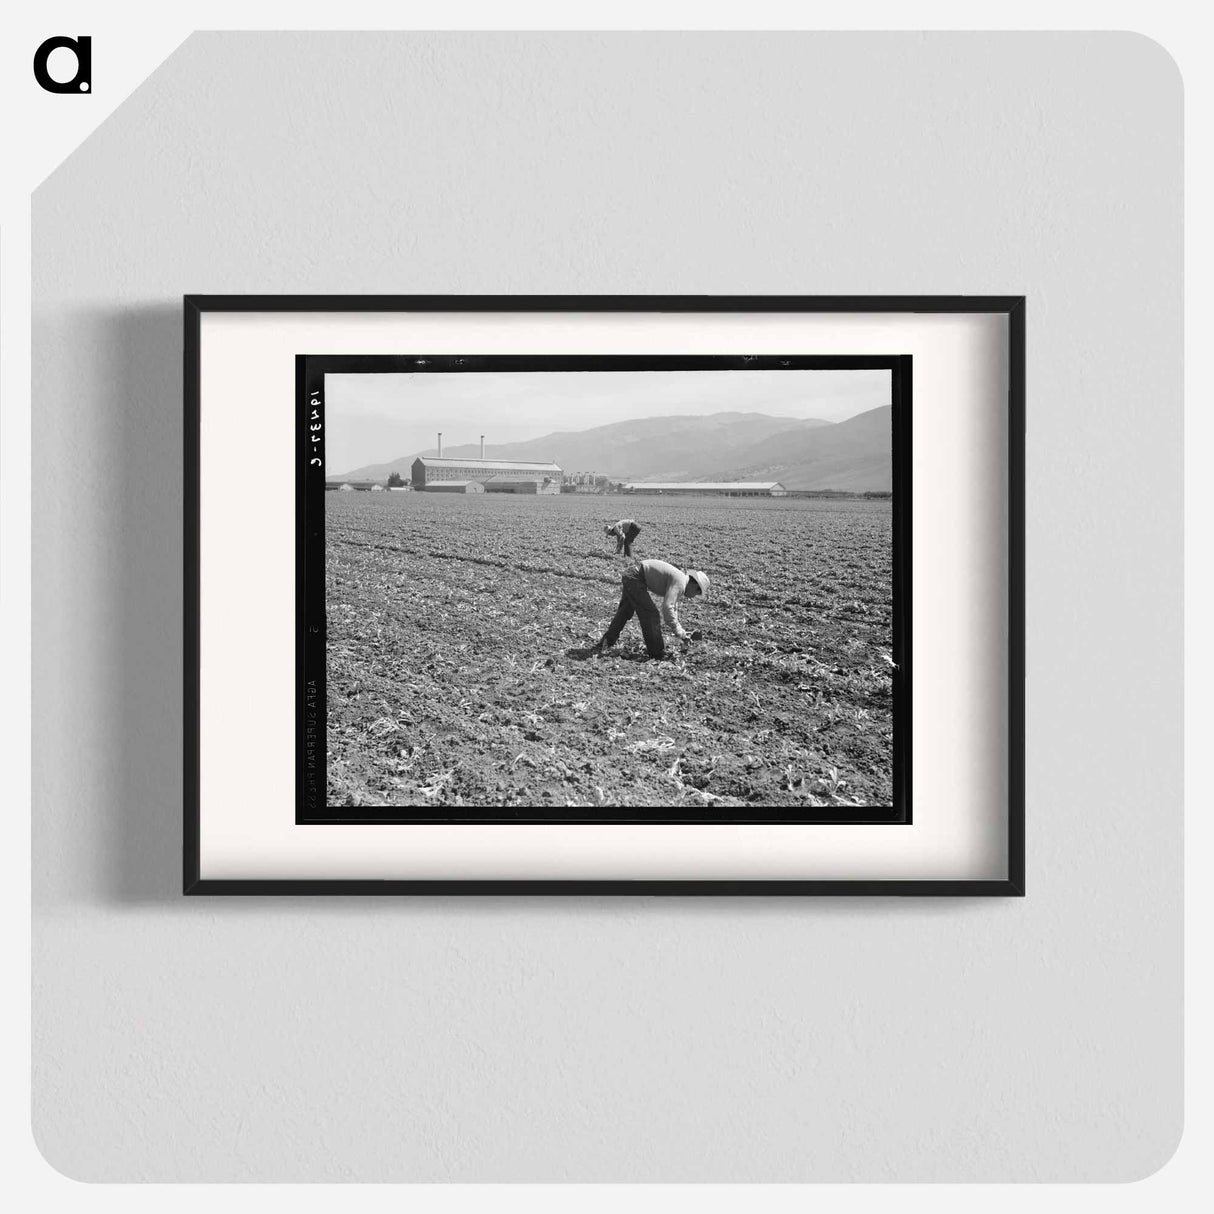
[331, 408, 888, 490]
[707, 405, 892, 491]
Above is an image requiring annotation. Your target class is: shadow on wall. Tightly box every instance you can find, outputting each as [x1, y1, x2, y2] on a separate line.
[105, 304, 184, 905]
[34, 304, 184, 906]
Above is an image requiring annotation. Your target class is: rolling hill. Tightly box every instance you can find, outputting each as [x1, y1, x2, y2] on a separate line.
[331, 407, 890, 491]
[713, 405, 892, 491]
[333, 412, 830, 483]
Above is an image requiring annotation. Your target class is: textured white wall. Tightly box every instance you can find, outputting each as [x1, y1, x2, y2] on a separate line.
[31, 32, 1181, 1181]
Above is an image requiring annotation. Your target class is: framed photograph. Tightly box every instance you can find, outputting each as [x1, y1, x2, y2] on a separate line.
[185, 296, 1023, 894]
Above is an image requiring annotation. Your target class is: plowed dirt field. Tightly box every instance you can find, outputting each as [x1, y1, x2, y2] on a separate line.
[326, 492, 894, 811]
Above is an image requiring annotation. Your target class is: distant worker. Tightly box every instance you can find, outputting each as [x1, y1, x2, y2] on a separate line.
[605, 517, 642, 556]
[588, 559, 710, 661]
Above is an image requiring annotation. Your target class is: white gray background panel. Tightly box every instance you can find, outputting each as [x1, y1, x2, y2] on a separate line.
[31, 32, 1181, 1181]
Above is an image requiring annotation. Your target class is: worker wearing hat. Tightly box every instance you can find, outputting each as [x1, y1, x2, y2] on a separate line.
[604, 517, 642, 557]
[589, 559, 710, 660]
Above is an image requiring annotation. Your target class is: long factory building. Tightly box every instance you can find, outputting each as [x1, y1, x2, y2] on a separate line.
[621, 481, 788, 497]
[411, 432, 561, 493]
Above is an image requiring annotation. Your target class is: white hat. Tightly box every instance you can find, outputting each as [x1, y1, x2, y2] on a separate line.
[687, 570, 710, 598]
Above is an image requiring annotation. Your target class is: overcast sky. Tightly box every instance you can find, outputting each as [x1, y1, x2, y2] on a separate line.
[326, 368, 890, 474]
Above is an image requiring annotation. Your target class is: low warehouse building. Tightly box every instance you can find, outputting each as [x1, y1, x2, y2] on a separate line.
[424, 479, 484, 494]
[326, 480, 378, 492]
[622, 481, 788, 497]
[484, 476, 561, 495]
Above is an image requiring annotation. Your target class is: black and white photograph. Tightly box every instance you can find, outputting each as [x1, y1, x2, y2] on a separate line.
[299, 354, 909, 822]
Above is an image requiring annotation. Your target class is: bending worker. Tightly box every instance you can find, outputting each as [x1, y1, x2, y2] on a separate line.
[590, 559, 710, 661]
[605, 518, 642, 557]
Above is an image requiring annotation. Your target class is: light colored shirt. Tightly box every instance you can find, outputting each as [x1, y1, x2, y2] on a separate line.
[639, 559, 692, 639]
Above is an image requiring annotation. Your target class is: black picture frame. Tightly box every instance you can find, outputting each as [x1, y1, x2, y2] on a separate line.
[184, 295, 1025, 896]
[298, 352, 910, 827]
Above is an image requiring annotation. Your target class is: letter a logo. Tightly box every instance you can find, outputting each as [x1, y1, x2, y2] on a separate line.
[33, 35, 92, 94]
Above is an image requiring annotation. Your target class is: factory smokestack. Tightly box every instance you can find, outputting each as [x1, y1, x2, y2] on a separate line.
[480, 434, 485, 460]
[437, 432, 442, 458]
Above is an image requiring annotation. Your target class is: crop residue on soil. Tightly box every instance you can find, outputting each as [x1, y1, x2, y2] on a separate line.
[325, 492, 894, 810]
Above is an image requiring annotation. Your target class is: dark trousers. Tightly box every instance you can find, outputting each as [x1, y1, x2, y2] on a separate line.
[615, 522, 641, 557]
[602, 566, 664, 658]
